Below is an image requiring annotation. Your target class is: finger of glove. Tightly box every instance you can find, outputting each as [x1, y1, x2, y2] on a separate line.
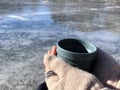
[43, 54, 54, 72]
[48, 50, 51, 54]
[117, 80, 120, 89]
[107, 80, 120, 89]
[43, 54, 71, 78]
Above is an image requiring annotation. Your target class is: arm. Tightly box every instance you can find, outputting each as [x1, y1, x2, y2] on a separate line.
[93, 48, 120, 89]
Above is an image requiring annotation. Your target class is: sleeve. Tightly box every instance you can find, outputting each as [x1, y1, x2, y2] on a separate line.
[37, 82, 48, 90]
[93, 48, 120, 89]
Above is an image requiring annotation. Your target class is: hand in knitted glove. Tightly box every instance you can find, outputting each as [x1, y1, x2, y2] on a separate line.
[43, 46, 105, 90]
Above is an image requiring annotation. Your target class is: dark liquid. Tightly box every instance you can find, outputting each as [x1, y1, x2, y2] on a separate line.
[59, 39, 88, 53]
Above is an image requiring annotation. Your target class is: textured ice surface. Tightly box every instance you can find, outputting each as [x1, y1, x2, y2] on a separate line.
[0, 0, 120, 90]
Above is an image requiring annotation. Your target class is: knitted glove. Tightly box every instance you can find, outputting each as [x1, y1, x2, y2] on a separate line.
[93, 48, 120, 89]
[43, 54, 110, 90]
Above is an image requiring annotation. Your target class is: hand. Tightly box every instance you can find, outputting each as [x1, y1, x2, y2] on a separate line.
[44, 46, 57, 72]
[43, 46, 104, 90]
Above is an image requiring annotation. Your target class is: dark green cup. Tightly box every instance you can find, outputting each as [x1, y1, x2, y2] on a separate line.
[56, 38, 97, 72]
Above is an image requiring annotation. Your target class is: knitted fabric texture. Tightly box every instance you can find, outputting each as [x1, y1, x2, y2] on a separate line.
[43, 54, 117, 90]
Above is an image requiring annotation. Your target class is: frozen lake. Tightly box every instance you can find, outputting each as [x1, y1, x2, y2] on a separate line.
[0, 0, 120, 90]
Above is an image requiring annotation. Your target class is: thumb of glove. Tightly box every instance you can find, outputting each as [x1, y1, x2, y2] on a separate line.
[43, 54, 72, 78]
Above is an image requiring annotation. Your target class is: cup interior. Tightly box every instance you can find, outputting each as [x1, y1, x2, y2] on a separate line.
[58, 39, 96, 54]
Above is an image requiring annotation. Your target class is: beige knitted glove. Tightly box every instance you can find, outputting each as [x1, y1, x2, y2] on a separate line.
[93, 48, 120, 90]
[43, 54, 109, 90]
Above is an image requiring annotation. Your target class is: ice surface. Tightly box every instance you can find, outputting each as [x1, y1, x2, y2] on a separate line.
[0, 0, 120, 90]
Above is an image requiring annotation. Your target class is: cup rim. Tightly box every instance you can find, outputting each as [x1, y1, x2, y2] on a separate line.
[57, 38, 97, 55]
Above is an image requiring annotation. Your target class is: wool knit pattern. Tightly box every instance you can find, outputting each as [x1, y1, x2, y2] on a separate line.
[43, 53, 119, 90]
